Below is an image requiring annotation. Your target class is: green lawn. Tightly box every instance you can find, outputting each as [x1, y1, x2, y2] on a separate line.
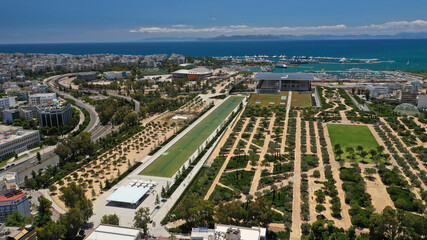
[327, 124, 381, 163]
[248, 91, 288, 107]
[291, 92, 312, 107]
[140, 96, 244, 177]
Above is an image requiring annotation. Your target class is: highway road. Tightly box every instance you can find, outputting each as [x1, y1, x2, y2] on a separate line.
[3, 147, 59, 185]
[44, 75, 100, 136]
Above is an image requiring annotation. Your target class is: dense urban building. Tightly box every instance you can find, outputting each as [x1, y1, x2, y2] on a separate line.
[2, 109, 20, 124]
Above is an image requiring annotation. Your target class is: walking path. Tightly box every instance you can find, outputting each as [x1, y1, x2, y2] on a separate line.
[290, 111, 302, 240]
[280, 91, 292, 154]
[322, 122, 352, 230]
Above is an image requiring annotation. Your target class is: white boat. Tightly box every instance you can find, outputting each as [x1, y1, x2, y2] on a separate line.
[275, 64, 287, 68]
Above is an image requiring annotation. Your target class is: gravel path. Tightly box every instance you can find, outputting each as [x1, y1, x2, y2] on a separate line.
[290, 111, 302, 240]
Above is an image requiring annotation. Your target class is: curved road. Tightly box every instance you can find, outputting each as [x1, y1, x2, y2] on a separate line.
[44, 75, 101, 137]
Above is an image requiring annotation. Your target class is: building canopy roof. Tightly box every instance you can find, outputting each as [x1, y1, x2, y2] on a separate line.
[85, 224, 141, 240]
[173, 67, 213, 75]
[254, 73, 314, 81]
[106, 186, 149, 205]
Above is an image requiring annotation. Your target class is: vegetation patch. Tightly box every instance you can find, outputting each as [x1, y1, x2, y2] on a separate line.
[220, 170, 254, 195]
[248, 91, 288, 107]
[291, 91, 312, 108]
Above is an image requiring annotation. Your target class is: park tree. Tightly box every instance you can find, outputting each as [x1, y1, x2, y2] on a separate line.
[133, 207, 151, 235]
[364, 168, 377, 180]
[345, 147, 354, 155]
[55, 143, 72, 162]
[335, 149, 344, 160]
[245, 197, 274, 227]
[364, 89, 371, 100]
[60, 208, 84, 240]
[5, 211, 27, 228]
[334, 144, 341, 151]
[37, 221, 65, 240]
[37, 151, 42, 164]
[59, 182, 85, 208]
[36, 196, 53, 227]
[155, 194, 160, 206]
[370, 149, 377, 159]
[313, 170, 321, 178]
[76, 197, 93, 223]
[215, 201, 245, 226]
[177, 196, 214, 227]
[101, 214, 120, 225]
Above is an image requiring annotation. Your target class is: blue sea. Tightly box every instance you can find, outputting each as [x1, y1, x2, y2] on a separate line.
[1, 39, 427, 71]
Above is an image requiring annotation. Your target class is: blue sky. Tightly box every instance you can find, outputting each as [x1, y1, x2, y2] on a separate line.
[1, 0, 427, 43]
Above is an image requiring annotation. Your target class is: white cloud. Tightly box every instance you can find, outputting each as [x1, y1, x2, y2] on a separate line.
[171, 24, 191, 28]
[130, 20, 427, 36]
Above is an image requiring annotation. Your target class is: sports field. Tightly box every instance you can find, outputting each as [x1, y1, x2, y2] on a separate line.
[140, 96, 244, 177]
[327, 124, 380, 163]
[248, 91, 288, 107]
[291, 92, 312, 107]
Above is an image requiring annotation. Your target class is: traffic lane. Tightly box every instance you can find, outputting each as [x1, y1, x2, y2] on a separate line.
[17, 155, 60, 185]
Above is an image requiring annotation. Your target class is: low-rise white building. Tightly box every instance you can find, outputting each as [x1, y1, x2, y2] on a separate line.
[28, 93, 57, 105]
[103, 71, 132, 80]
[0, 125, 40, 160]
[365, 85, 390, 98]
[191, 224, 266, 240]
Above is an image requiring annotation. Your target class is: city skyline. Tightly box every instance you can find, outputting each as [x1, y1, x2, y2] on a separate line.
[1, 0, 427, 43]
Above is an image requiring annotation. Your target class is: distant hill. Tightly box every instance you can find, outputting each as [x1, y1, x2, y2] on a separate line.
[196, 32, 427, 41]
[139, 37, 198, 42]
[138, 33, 427, 42]
[198, 34, 283, 41]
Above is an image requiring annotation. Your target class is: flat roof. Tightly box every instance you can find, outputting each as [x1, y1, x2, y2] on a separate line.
[254, 73, 314, 81]
[0, 190, 25, 202]
[215, 224, 266, 240]
[85, 224, 140, 240]
[106, 186, 149, 205]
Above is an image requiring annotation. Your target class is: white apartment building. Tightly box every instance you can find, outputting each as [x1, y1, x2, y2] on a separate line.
[28, 93, 57, 105]
[0, 97, 17, 109]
